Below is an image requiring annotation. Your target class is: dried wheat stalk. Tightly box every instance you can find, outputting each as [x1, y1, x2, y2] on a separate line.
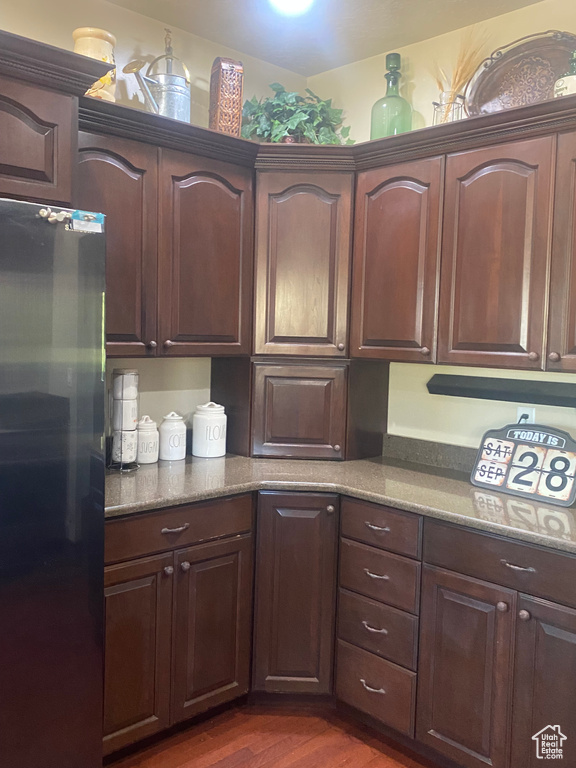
[433, 27, 490, 122]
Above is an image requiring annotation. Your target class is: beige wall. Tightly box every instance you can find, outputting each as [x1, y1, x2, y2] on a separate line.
[308, 0, 576, 142]
[389, 364, 576, 448]
[106, 358, 211, 429]
[1, 0, 306, 126]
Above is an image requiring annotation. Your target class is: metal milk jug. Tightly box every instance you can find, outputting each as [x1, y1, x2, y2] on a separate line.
[123, 29, 190, 122]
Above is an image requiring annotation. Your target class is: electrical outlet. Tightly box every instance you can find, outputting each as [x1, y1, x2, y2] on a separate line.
[516, 406, 536, 424]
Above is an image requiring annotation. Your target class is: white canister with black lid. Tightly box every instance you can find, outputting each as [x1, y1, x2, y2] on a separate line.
[192, 402, 227, 457]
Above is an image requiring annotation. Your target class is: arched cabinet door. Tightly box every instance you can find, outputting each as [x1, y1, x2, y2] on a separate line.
[158, 149, 254, 356]
[0, 74, 74, 204]
[548, 130, 576, 372]
[254, 172, 353, 357]
[77, 134, 158, 357]
[438, 137, 554, 369]
[350, 157, 443, 361]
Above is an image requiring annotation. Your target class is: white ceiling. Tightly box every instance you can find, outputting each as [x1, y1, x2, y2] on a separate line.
[107, 0, 544, 76]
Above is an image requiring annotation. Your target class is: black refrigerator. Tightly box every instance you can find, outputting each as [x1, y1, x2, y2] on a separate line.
[0, 199, 105, 768]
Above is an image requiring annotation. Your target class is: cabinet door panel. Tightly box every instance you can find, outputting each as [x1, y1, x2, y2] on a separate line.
[438, 137, 554, 368]
[103, 553, 173, 755]
[172, 534, 253, 723]
[254, 172, 352, 356]
[512, 595, 576, 767]
[0, 74, 74, 204]
[159, 150, 253, 355]
[252, 362, 347, 459]
[77, 134, 158, 357]
[351, 157, 443, 361]
[417, 565, 515, 768]
[548, 130, 576, 370]
[253, 492, 338, 693]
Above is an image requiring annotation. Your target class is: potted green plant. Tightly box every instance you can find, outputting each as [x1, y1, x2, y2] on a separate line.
[241, 82, 353, 144]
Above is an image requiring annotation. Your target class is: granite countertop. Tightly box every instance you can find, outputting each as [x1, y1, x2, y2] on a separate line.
[105, 455, 576, 555]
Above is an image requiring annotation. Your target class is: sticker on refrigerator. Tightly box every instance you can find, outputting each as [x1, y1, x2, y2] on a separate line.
[70, 210, 105, 233]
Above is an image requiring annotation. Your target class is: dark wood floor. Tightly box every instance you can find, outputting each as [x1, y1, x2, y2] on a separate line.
[109, 704, 438, 768]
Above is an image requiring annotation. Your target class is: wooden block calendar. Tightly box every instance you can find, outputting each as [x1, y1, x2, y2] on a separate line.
[471, 424, 576, 507]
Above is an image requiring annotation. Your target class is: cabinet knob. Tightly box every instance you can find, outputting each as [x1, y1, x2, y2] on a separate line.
[496, 601, 509, 613]
[548, 351, 561, 363]
[164, 339, 175, 348]
[420, 346, 431, 356]
[326, 504, 335, 514]
[147, 340, 157, 349]
[163, 566, 174, 576]
[528, 351, 540, 362]
[337, 343, 345, 351]
[180, 561, 191, 573]
[333, 444, 341, 452]
[518, 609, 532, 622]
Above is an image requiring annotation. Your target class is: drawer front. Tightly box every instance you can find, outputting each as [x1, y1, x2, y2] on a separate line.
[336, 639, 416, 737]
[340, 539, 420, 614]
[338, 588, 418, 670]
[424, 520, 576, 610]
[341, 497, 422, 558]
[105, 494, 254, 564]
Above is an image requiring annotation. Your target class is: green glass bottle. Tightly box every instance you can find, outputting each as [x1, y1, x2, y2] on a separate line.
[370, 52, 412, 139]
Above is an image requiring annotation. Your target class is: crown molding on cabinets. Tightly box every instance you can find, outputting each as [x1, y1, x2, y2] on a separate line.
[0, 30, 111, 97]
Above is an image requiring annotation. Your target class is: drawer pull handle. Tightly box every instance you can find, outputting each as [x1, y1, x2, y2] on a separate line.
[161, 524, 190, 535]
[500, 559, 536, 574]
[362, 620, 388, 635]
[360, 679, 386, 695]
[365, 522, 391, 533]
[364, 568, 389, 581]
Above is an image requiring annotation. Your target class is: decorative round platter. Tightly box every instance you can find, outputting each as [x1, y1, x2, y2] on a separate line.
[466, 30, 576, 116]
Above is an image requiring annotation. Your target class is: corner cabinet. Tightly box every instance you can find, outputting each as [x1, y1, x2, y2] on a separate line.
[252, 492, 338, 693]
[77, 136, 254, 357]
[438, 136, 555, 369]
[253, 171, 353, 357]
[350, 157, 443, 362]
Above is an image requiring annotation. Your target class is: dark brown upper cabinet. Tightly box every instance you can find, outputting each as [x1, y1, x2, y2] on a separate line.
[547, 130, 576, 372]
[0, 74, 75, 205]
[77, 133, 158, 357]
[252, 491, 338, 694]
[253, 171, 353, 357]
[438, 136, 555, 369]
[158, 149, 254, 356]
[76, 140, 253, 358]
[350, 157, 443, 362]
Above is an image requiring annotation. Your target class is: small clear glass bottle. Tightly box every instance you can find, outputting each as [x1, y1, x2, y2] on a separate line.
[370, 52, 412, 140]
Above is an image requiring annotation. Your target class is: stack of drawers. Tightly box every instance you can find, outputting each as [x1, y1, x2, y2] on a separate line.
[335, 497, 422, 736]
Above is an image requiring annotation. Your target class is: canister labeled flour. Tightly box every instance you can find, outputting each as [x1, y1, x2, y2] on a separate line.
[192, 402, 227, 458]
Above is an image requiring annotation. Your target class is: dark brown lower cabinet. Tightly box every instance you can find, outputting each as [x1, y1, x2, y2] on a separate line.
[103, 553, 173, 755]
[416, 565, 516, 768]
[252, 492, 338, 693]
[511, 595, 576, 768]
[172, 534, 253, 723]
